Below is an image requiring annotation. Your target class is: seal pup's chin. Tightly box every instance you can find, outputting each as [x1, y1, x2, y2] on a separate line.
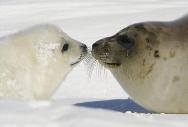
[70, 55, 84, 66]
[70, 60, 81, 66]
[70, 45, 88, 66]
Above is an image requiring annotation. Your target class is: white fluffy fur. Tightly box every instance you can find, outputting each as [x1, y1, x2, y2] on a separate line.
[0, 24, 84, 100]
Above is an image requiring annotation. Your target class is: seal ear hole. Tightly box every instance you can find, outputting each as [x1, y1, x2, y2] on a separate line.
[62, 43, 69, 52]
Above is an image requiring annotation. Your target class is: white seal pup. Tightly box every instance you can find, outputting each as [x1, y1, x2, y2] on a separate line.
[0, 24, 87, 100]
[92, 15, 188, 113]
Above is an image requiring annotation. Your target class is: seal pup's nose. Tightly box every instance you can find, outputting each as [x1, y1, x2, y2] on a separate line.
[80, 44, 87, 49]
[80, 43, 87, 52]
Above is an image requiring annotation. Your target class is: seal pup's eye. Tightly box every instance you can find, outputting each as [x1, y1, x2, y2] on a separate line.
[62, 43, 69, 52]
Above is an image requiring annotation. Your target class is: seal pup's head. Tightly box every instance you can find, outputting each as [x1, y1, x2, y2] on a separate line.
[10, 24, 88, 69]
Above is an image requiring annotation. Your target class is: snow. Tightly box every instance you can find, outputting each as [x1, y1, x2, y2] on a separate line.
[0, 0, 188, 126]
[0, 99, 187, 127]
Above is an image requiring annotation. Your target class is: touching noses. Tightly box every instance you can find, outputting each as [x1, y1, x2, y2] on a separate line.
[80, 43, 87, 52]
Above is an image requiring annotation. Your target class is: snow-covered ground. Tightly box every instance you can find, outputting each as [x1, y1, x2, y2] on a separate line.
[0, 0, 188, 126]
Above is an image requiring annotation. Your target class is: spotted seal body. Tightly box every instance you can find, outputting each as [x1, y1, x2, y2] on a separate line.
[92, 15, 188, 113]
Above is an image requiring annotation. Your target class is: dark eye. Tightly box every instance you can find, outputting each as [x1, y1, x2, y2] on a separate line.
[62, 43, 69, 52]
[117, 35, 134, 49]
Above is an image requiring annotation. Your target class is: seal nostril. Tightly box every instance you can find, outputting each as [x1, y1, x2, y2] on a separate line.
[80, 44, 87, 53]
[80, 44, 87, 49]
[92, 43, 99, 48]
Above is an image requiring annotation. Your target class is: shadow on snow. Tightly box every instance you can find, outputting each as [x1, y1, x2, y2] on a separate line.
[75, 98, 150, 113]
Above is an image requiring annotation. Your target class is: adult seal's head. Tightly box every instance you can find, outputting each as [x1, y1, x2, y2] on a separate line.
[0, 24, 87, 100]
[92, 15, 188, 113]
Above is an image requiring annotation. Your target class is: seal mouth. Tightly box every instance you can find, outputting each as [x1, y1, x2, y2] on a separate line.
[102, 62, 121, 68]
[92, 51, 121, 68]
[70, 60, 81, 66]
[70, 50, 87, 66]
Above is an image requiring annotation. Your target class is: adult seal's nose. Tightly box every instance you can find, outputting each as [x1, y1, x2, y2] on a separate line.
[92, 43, 99, 49]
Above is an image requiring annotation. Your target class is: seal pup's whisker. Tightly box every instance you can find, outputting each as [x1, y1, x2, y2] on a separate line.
[83, 49, 97, 78]
[84, 49, 108, 79]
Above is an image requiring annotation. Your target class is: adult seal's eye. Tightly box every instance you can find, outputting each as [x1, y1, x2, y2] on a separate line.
[62, 43, 69, 52]
[117, 35, 134, 49]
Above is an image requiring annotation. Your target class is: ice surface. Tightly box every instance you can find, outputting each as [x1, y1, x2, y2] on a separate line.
[0, 0, 188, 126]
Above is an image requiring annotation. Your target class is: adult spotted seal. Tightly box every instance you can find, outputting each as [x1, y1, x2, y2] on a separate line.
[0, 24, 87, 100]
[92, 15, 188, 113]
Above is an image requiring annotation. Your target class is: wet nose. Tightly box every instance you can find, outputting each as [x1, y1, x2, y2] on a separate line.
[92, 43, 99, 49]
[80, 44, 87, 52]
[80, 43, 87, 49]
